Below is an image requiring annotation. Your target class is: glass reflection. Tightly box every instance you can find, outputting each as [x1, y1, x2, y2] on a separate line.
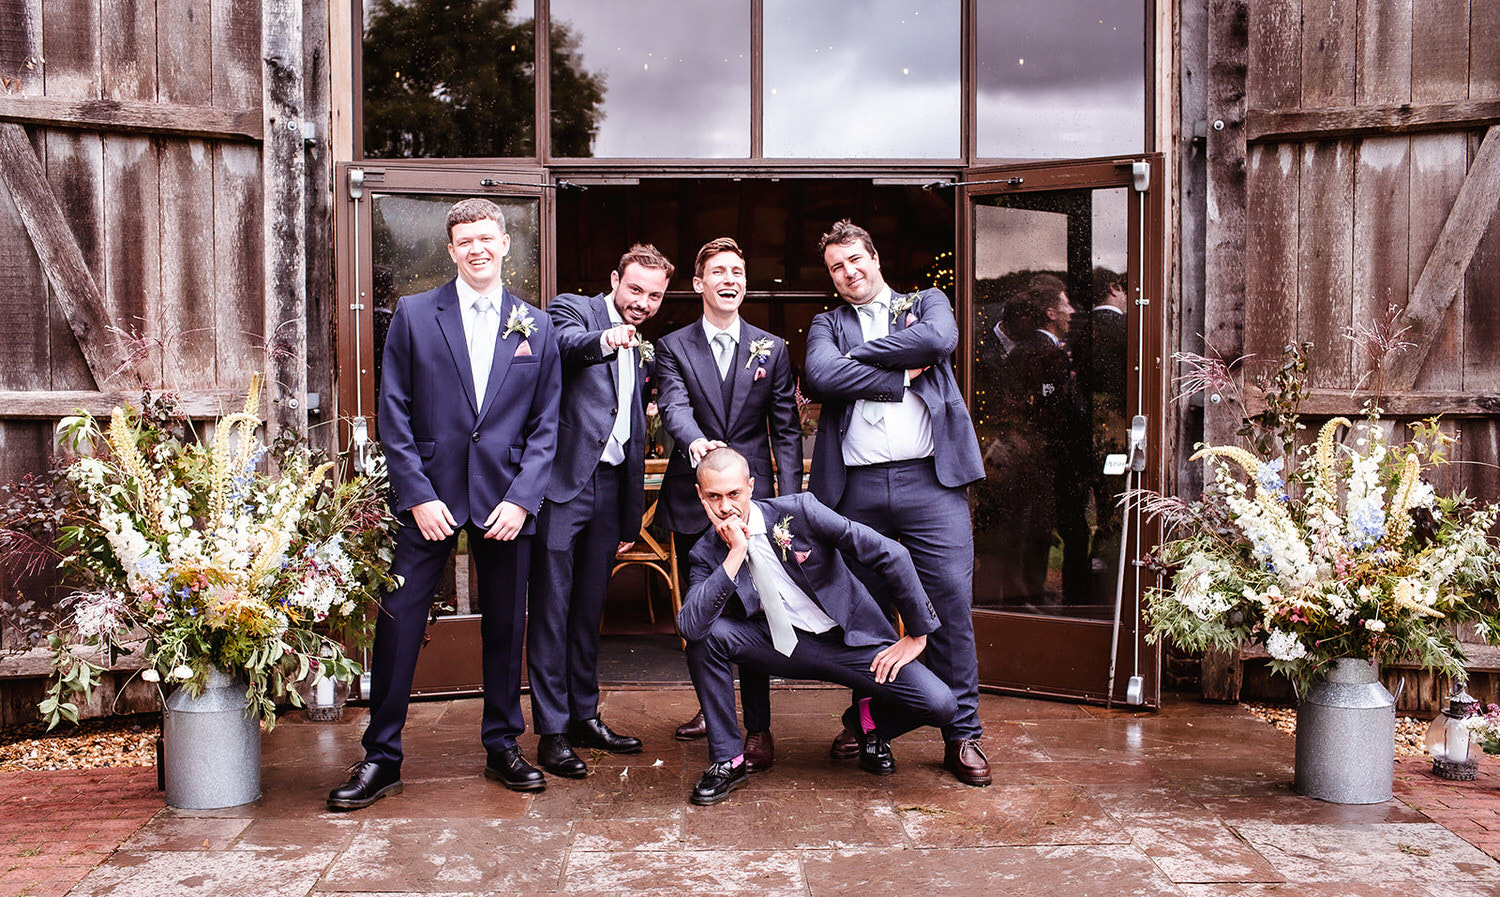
[550, 0, 750, 157]
[970, 188, 1129, 619]
[976, 1, 1145, 159]
[764, 0, 960, 158]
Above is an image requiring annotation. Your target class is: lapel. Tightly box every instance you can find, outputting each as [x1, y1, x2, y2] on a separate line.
[725, 324, 759, 432]
[833, 303, 860, 351]
[889, 291, 916, 333]
[679, 322, 729, 432]
[591, 293, 620, 394]
[755, 501, 818, 605]
[478, 288, 525, 422]
[434, 281, 480, 416]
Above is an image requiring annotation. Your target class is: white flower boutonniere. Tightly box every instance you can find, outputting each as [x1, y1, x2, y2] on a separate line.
[888, 292, 917, 322]
[771, 515, 794, 561]
[639, 339, 655, 364]
[503, 305, 537, 340]
[745, 337, 775, 370]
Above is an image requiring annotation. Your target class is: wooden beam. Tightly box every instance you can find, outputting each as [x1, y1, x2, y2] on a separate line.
[0, 122, 126, 387]
[1388, 126, 1500, 389]
[0, 95, 261, 142]
[263, 0, 309, 436]
[1247, 99, 1500, 143]
[0, 389, 246, 419]
[1241, 388, 1500, 418]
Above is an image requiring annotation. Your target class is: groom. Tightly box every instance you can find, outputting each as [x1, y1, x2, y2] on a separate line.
[328, 198, 561, 810]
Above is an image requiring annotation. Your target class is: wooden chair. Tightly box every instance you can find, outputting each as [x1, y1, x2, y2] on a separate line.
[610, 493, 681, 631]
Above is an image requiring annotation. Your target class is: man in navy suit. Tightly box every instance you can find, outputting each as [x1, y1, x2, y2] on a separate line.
[328, 198, 561, 810]
[804, 219, 990, 787]
[653, 237, 802, 770]
[526, 244, 674, 778]
[678, 448, 956, 805]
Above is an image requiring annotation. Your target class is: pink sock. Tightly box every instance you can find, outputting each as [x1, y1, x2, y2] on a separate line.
[729, 754, 744, 767]
[858, 697, 876, 734]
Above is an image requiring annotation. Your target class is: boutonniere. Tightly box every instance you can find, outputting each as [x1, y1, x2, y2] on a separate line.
[638, 339, 655, 364]
[771, 515, 794, 561]
[744, 337, 775, 370]
[502, 305, 537, 340]
[888, 293, 917, 323]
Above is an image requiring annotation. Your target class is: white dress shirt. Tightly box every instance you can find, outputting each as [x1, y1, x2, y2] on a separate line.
[456, 278, 502, 407]
[701, 317, 742, 380]
[598, 296, 633, 466]
[745, 503, 836, 636]
[842, 285, 935, 467]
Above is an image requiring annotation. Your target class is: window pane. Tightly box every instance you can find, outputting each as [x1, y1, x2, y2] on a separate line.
[362, 0, 537, 159]
[550, 1, 750, 158]
[976, 2, 1146, 160]
[764, 0, 960, 158]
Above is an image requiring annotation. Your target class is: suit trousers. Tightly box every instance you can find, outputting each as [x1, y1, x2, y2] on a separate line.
[674, 530, 772, 732]
[527, 462, 625, 735]
[362, 521, 531, 766]
[688, 616, 957, 763]
[838, 459, 982, 741]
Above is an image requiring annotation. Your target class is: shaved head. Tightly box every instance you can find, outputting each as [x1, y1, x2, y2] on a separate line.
[696, 447, 750, 484]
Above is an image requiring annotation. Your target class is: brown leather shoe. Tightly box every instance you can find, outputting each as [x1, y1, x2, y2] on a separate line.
[675, 710, 707, 741]
[744, 730, 774, 773]
[829, 727, 860, 761]
[943, 739, 991, 787]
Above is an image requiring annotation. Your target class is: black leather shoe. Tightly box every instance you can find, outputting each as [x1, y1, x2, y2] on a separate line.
[327, 760, 402, 810]
[484, 747, 547, 792]
[537, 734, 588, 779]
[842, 707, 895, 776]
[675, 710, 707, 741]
[690, 760, 750, 806]
[568, 716, 643, 754]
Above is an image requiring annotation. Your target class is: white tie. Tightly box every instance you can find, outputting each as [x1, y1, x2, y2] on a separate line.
[469, 296, 498, 407]
[858, 302, 889, 424]
[713, 332, 734, 380]
[746, 535, 799, 656]
[603, 345, 633, 464]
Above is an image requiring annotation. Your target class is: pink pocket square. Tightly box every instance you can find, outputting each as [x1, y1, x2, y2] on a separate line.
[905, 312, 917, 326]
[754, 367, 767, 381]
[795, 550, 810, 564]
[515, 340, 533, 357]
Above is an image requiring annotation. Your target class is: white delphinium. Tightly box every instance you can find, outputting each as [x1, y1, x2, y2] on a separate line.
[1343, 426, 1389, 548]
[1218, 467, 1316, 591]
[1266, 628, 1310, 662]
[1171, 551, 1235, 621]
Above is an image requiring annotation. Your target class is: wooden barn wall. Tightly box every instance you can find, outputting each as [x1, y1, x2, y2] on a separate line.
[0, 0, 334, 649]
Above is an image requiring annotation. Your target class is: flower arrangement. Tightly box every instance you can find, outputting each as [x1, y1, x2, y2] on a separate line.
[1142, 342, 1500, 691]
[4, 378, 398, 728]
[1460, 705, 1500, 754]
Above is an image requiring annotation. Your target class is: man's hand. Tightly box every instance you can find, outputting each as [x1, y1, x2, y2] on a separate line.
[906, 365, 931, 381]
[689, 438, 728, 464]
[713, 513, 750, 577]
[870, 634, 926, 684]
[410, 500, 457, 541]
[483, 501, 529, 541]
[616, 541, 635, 554]
[603, 323, 639, 351]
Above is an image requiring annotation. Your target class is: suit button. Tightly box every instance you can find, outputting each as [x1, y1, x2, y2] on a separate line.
[598, 437, 607, 446]
[472, 431, 481, 442]
[609, 407, 617, 415]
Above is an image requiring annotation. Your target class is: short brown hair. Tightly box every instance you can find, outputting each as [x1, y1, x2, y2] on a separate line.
[694, 237, 745, 279]
[446, 198, 507, 241]
[818, 219, 876, 257]
[617, 243, 675, 281]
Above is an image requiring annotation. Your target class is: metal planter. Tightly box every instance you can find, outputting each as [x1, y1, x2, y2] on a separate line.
[1293, 658, 1395, 804]
[162, 667, 262, 809]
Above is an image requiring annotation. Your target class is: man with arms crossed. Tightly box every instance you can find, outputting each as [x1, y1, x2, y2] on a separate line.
[329, 198, 561, 809]
[804, 219, 990, 786]
[526, 244, 673, 778]
[678, 448, 956, 805]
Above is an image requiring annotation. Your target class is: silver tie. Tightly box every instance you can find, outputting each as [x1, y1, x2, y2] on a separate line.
[746, 535, 799, 656]
[858, 302, 889, 424]
[469, 296, 498, 408]
[604, 344, 633, 464]
[713, 332, 734, 380]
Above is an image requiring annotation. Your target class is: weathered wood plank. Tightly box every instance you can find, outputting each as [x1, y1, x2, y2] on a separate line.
[1203, 0, 1250, 450]
[1461, 419, 1500, 507]
[158, 140, 217, 388]
[214, 143, 264, 389]
[1245, 388, 1500, 416]
[1388, 126, 1500, 389]
[1244, 143, 1299, 368]
[1301, 0, 1356, 107]
[1298, 140, 1354, 388]
[1465, 129, 1500, 393]
[1354, 0, 1410, 105]
[40, 0, 101, 99]
[1412, 0, 1471, 105]
[1407, 133, 1469, 392]
[1247, 0, 1301, 109]
[0, 122, 125, 386]
[159, 0, 212, 106]
[100, 0, 155, 102]
[0, 95, 261, 141]
[100, 134, 160, 387]
[1351, 137, 1410, 392]
[303, 0, 336, 453]
[0, 130, 49, 391]
[212, 0, 262, 108]
[0, 388, 244, 418]
[43, 130, 103, 391]
[0, 0, 42, 96]
[1246, 98, 1500, 143]
[1474, 0, 1500, 98]
[263, 0, 307, 435]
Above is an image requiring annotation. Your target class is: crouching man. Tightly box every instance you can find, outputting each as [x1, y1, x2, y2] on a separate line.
[677, 447, 957, 805]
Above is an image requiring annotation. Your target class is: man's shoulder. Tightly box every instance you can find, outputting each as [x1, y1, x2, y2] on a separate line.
[657, 321, 701, 349]
[397, 279, 456, 311]
[742, 321, 788, 347]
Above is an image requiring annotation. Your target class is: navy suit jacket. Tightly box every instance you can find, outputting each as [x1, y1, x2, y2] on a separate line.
[676, 493, 941, 648]
[543, 292, 648, 535]
[653, 319, 802, 533]
[804, 288, 983, 506]
[378, 278, 561, 534]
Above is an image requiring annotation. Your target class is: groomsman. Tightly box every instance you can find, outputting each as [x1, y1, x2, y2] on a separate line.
[329, 198, 560, 810]
[678, 448, 956, 805]
[654, 237, 802, 770]
[526, 244, 674, 778]
[803, 219, 990, 786]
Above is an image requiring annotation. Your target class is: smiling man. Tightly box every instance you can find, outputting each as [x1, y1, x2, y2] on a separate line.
[525, 244, 674, 778]
[329, 197, 561, 810]
[653, 237, 802, 772]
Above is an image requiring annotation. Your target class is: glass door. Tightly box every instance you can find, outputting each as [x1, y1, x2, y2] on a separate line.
[959, 156, 1165, 706]
[335, 163, 552, 697]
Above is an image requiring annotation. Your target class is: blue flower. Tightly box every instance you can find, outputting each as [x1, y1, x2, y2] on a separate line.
[1256, 457, 1286, 495]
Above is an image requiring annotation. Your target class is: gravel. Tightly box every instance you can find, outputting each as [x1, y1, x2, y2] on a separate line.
[1245, 702, 1429, 757]
[0, 713, 159, 771]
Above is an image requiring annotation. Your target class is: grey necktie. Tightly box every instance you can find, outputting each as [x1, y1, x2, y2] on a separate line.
[713, 332, 734, 380]
[469, 296, 498, 406]
[745, 534, 799, 656]
[857, 302, 890, 424]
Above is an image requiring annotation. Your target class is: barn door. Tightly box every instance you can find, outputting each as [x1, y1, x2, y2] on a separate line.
[958, 155, 1166, 706]
[335, 163, 552, 697]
